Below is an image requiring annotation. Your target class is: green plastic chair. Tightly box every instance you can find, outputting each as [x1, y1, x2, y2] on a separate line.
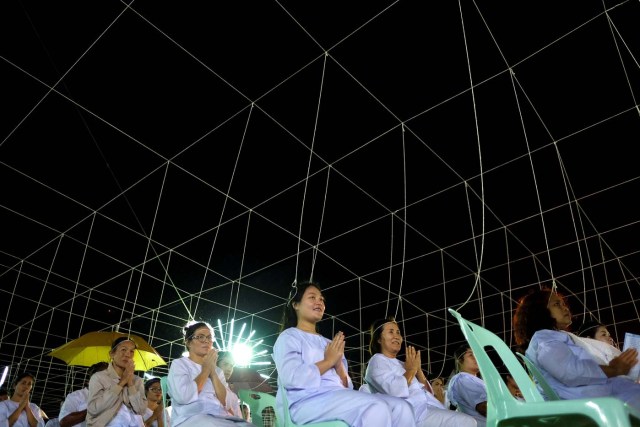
[159, 375, 170, 425]
[277, 384, 349, 427]
[448, 308, 640, 427]
[237, 389, 278, 427]
[515, 351, 561, 401]
[159, 375, 169, 409]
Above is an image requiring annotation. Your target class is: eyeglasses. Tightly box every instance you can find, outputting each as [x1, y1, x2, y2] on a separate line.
[191, 334, 213, 343]
[149, 387, 162, 393]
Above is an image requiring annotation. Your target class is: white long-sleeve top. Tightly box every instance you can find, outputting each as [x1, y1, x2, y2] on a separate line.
[365, 353, 445, 421]
[166, 356, 231, 426]
[0, 400, 45, 427]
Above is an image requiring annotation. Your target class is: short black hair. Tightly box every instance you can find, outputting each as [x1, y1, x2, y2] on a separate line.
[88, 361, 109, 376]
[110, 336, 137, 352]
[144, 377, 161, 391]
[0, 387, 7, 396]
[576, 319, 604, 339]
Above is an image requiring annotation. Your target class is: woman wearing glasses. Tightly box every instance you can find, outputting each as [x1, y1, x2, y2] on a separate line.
[143, 378, 168, 427]
[167, 321, 255, 426]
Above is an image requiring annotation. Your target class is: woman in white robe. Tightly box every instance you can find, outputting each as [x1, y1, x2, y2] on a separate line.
[446, 345, 487, 427]
[167, 321, 254, 427]
[0, 372, 45, 427]
[364, 318, 476, 427]
[273, 281, 415, 427]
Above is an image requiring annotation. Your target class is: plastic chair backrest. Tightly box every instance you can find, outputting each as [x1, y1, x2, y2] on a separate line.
[159, 375, 169, 410]
[159, 375, 170, 426]
[515, 352, 561, 401]
[277, 384, 349, 427]
[448, 308, 640, 427]
[237, 389, 277, 427]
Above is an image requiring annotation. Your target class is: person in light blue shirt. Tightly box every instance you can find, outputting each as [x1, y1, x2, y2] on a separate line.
[364, 317, 476, 427]
[446, 345, 487, 427]
[514, 287, 640, 409]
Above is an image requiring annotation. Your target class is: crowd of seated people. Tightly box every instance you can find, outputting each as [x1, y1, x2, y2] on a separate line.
[4, 282, 640, 427]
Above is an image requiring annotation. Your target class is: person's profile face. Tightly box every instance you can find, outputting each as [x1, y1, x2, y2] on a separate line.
[547, 293, 572, 330]
[592, 326, 614, 346]
[460, 349, 479, 374]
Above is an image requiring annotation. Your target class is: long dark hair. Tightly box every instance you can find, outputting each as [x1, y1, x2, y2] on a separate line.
[279, 281, 322, 333]
[369, 317, 396, 356]
[513, 287, 563, 349]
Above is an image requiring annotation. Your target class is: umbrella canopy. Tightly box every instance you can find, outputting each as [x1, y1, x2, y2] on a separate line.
[48, 331, 166, 371]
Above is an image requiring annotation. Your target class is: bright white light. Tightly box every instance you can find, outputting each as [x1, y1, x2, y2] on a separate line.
[232, 342, 253, 367]
[235, 323, 246, 345]
[217, 319, 226, 350]
[227, 319, 235, 351]
[0, 366, 8, 387]
[214, 318, 267, 367]
[259, 374, 270, 379]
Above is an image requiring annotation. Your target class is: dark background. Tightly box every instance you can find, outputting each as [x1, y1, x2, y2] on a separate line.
[2, 0, 640, 418]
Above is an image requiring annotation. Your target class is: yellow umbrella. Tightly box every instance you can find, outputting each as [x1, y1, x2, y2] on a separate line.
[48, 331, 167, 371]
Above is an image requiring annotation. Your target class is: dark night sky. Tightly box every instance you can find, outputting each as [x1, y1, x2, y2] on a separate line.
[1, 0, 640, 417]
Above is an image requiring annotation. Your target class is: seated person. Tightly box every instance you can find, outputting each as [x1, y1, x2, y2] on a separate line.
[167, 320, 255, 426]
[446, 345, 487, 427]
[574, 319, 621, 364]
[273, 281, 415, 427]
[0, 371, 45, 427]
[364, 317, 476, 427]
[430, 377, 446, 406]
[215, 351, 242, 419]
[86, 337, 148, 426]
[59, 361, 109, 427]
[513, 287, 640, 410]
[143, 378, 169, 427]
[501, 373, 523, 401]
